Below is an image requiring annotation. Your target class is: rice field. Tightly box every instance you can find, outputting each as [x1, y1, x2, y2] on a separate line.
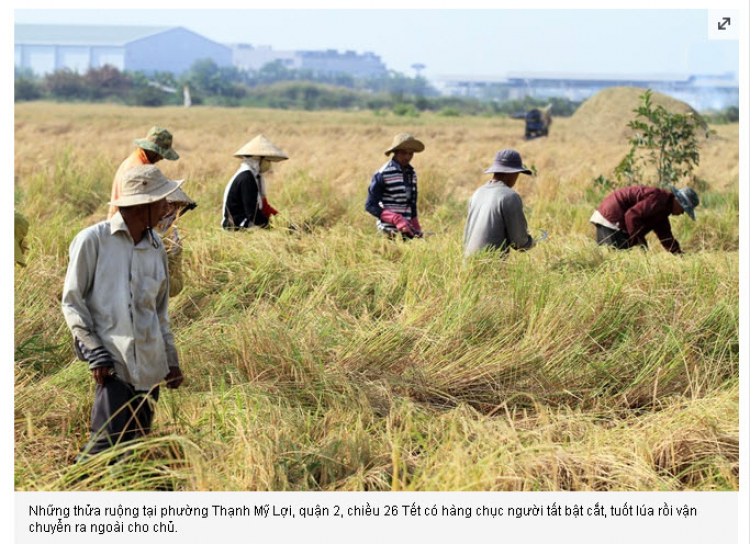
[14, 100, 739, 491]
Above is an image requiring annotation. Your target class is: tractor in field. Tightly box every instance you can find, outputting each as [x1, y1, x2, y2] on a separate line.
[525, 104, 552, 139]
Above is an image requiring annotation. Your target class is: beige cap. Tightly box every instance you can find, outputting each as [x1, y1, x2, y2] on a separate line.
[384, 133, 425, 156]
[109, 165, 183, 208]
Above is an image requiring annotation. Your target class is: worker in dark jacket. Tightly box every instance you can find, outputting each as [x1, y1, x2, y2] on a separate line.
[590, 185, 699, 254]
[222, 135, 287, 230]
[365, 133, 426, 239]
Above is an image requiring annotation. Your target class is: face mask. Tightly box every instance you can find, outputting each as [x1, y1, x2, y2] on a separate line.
[260, 159, 272, 173]
[157, 211, 177, 234]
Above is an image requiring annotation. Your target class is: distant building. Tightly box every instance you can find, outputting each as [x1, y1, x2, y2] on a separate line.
[297, 50, 387, 79]
[434, 71, 740, 111]
[14, 24, 232, 76]
[230, 44, 387, 78]
[231, 44, 301, 72]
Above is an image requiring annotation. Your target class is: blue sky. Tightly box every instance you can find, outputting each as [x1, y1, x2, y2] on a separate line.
[14, 9, 740, 79]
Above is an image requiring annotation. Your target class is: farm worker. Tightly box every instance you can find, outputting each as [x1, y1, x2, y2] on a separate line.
[157, 187, 197, 297]
[365, 133, 426, 239]
[62, 165, 185, 462]
[109, 126, 193, 296]
[15, 210, 30, 267]
[222, 134, 287, 230]
[463, 149, 535, 257]
[108, 126, 180, 219]
[590, 185, 699, 254]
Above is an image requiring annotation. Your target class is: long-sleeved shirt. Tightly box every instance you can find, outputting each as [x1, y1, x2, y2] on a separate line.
[222, 165, 268, 229]
[463, 181, 534, 257]
[596, 186, 681, 253]
[62, 212, 179, 391]
[365, 159, 418, 232]
[108, 148, 152, 219]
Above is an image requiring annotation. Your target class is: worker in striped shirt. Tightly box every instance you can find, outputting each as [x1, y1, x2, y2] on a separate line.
[365, 133, 426, 239]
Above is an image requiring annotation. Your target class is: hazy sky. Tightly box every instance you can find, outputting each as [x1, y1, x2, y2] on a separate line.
[14, 9, 740, 79]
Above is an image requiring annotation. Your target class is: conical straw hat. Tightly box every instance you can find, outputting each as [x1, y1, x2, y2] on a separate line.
[233, 134, 289, 161]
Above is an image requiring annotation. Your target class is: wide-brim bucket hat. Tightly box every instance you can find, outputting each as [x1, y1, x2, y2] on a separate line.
[109, 165, 184, 208]
[485, 149, 533, 175]
[234, 134, 289, 161]
[133, 126, 179, 161]
[670, 185, 699, 221]
[385, 133, 425, 156]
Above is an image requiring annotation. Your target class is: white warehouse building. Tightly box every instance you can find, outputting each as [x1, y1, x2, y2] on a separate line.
[14, 24, 232, 76]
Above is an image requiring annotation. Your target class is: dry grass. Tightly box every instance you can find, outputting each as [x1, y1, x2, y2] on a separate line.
[14, 100, 738, 491]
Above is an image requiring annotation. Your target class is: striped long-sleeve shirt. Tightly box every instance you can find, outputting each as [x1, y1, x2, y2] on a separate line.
[365, 160, 418, 233]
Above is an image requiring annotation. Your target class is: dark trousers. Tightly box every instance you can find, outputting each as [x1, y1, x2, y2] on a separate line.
[76, 377, 159, 462]
[595, 225, 631, 250]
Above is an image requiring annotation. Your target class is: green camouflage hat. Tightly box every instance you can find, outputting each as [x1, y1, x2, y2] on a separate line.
[133, 126, 179, 161]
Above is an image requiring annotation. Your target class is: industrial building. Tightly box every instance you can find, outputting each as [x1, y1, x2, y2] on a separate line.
[14, 24, 232, 76]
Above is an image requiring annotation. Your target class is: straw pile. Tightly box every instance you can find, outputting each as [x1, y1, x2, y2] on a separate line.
[569, 87, 704, 144]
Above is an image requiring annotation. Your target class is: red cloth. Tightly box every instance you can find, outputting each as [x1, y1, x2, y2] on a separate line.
[261, 197, 279, 216]
[597, 186, 681, 253]
[380, 209, 413, 236]
[108, 149, 152, 218]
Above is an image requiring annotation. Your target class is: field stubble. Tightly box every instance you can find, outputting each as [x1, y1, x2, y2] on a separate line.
[14, 103, 738, 491]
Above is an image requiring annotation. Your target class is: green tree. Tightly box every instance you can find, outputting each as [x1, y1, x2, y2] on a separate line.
[616, 90, 713, 188]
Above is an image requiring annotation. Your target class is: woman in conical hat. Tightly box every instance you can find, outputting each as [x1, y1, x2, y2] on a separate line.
[221, 135, 288, 230]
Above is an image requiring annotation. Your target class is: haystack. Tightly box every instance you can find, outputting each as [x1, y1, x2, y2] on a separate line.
[569, 87, 705, 143]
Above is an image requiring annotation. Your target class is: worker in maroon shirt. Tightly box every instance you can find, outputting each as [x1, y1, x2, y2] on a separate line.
[590, 186, 699, 254]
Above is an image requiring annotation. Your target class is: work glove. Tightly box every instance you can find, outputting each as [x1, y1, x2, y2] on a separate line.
[261, 197, 279, 217]
[411, 216, 424, 238]
[380, 210, 414, 237]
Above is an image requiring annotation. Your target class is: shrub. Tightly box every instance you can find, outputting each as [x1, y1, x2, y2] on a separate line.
[393, 103, 419, 117]
[130, 86, 167, 107]
[44, 69, 87, 100]
[84, 65, 132, 99]
[703, 106, 739, 124]
[438, 107, 461, 117]
[15, 78, 42, 101]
